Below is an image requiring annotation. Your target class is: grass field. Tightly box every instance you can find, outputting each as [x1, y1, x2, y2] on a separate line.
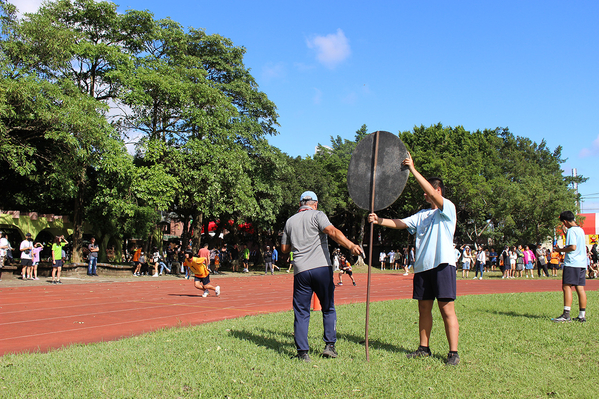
[2, 291, 597, 398]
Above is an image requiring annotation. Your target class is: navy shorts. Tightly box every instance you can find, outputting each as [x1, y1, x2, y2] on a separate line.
[562, 267, 586, 286]
[21, 259, 33, 267]
[53, 259, 63, 268]
[194, 276, 210, 285]
[413, 263, 457, 301]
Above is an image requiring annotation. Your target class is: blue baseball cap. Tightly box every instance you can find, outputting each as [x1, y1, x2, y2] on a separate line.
[300, 191, 318, 202]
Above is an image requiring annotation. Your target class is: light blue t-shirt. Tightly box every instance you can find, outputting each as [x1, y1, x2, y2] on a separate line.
[564, 226, 586, 268]
[401, 198, 457, 273]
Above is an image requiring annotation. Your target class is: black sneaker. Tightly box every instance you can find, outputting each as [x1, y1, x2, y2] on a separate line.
[446, 352, 460, 366]
[294, 352, 311, 363]
[551, 314, 571, 323]
[573, 316, 587, 323]
[353, 282, 356, 286]
[57, 280, 63, 284]
[322, 343, 338, 358]
[406, 347, 431, 359]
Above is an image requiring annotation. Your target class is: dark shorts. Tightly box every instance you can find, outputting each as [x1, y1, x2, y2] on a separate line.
[562, 267, 586, 286]
[194, 275, 210, 285]
[341, 269, 353, 276]
[53, 259, 63, 268]
[21, 258, 33, 267]
[413, 263, 457, 301]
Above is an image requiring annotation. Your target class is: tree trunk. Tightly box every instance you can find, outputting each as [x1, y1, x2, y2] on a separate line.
[70, 171, 86, 263]
[191, 211, 203, 254]
[98, 233, 109, 263]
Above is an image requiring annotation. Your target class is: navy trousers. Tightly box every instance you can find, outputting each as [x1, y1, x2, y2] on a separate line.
[293, 266, 336, 352]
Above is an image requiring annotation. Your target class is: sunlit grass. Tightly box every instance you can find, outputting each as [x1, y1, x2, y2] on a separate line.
[2, 291, 597, 398]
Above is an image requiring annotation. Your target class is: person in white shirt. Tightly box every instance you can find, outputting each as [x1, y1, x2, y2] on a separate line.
[552, 211, 588, 323]
[20, 233, 34, 280]
[0, 231, 9, 281]
[474, 246, 486, 280]
[368, 152, 460, 366]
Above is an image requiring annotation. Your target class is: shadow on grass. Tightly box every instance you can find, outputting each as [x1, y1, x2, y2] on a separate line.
[228, 327, 296, 357]
[484, 310, 548, 319]
[337, 332, 408, 354]
[228, 327, 417, 358]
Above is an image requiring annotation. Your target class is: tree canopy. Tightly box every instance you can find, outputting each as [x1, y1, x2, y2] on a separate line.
[0, 1, 582, 262]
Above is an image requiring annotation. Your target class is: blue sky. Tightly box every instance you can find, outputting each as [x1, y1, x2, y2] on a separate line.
[13, 0, 599, 210]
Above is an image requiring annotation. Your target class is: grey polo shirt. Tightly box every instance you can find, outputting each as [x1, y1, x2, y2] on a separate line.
[281, 206, 332, 275]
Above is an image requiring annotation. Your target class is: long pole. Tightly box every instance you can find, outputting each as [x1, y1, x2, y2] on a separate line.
[365, 131, 380, 362]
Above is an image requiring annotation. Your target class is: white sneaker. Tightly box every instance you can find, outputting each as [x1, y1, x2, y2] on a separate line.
[202, 290, 209, 298]
[403, 273, 409, 276]
[215, 286, 220, 296]
[153, 273, 159, 277]
[473, 277, 477, 279]
[479, 277, 482, 280]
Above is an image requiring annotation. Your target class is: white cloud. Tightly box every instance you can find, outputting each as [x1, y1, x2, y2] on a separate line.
[261, 62, 286, 82]
[579, 134, 599, 158]
[306, 28, 351, 69]
[11, 0, 44, 15]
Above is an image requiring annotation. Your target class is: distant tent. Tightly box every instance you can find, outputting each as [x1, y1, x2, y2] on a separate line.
[201, 220, 254, 234]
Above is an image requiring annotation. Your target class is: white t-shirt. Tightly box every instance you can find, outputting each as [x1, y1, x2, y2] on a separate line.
[401, 198, 457, 273]
[0, 237, 8, 257]
[564, 226, 586, 268]
[20, 239, 33, 260]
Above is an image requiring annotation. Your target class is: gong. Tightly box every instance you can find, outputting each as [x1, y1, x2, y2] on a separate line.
[347, 131, 409, 211]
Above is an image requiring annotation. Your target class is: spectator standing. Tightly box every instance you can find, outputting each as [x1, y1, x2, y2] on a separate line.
[461, 246, 472, 278]
[88, 237, 99, 276]
[210, 247, 220, 274]
[394, 249, 402, 271]
[379, 251, 387, 270]
[489, 248, 497, 271]
[132, 246, 142, 276]
[51, 235, 68, 284]
[20, 233, 34, 280]
[31, 242, 43, 280]
[198, 244, 210, 272]
[264, 246, 274, 275]
[515, 245, 525, 278]
[536, 245, 549, 277]
[524, 245, 536, 278]
[500, 246, 510, 279]
[474, 247, 486, 280]
[387, 249, 395, 270]
[0, 231, 8, 281]
[552, 211, 587, 322]
[509, 247, 517, 278]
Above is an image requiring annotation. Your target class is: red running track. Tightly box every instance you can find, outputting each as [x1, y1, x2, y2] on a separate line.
[1, 273, 597, 356]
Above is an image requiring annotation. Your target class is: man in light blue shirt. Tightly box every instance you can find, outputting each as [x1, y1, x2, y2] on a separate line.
[368, 152, 460, 366]
[552, 211, 587, 323]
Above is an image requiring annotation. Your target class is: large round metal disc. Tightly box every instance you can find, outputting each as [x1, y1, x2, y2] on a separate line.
[347, 131, 409, 211]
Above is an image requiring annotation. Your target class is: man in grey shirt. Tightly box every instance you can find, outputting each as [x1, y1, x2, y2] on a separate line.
[281, 191, 362, 362]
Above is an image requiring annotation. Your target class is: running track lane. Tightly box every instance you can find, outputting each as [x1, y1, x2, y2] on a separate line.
[1, 274, 597, 356]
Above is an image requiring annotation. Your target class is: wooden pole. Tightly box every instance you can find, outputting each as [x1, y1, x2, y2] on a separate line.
[365, 131, 380, 362]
